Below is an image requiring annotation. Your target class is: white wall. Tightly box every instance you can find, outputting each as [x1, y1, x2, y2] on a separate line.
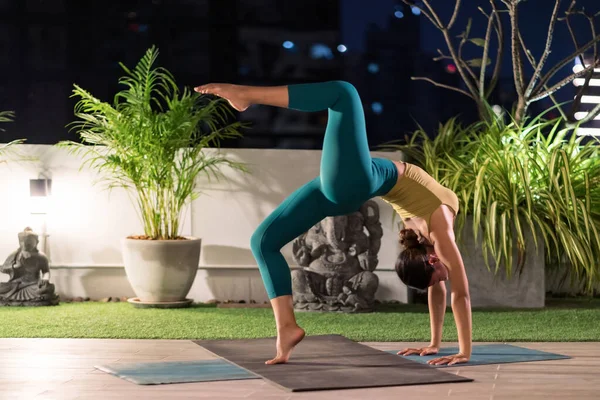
[0, 145, 408, 303]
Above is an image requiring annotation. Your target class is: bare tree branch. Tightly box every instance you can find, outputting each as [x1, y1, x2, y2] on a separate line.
[486, 0, 505, 98]
[563, 1, 599, 119]
[500, 0, 525, 6]
[518, 33, 568, 120]
[405, 0, 482, 105]
[401, 0, 441, 29]
[448, 0, 462, 29]
[530, 62, 597, 102]
[534, 33, 600, 95]
[421, 0, 446, 28]
[441, 32, 481, 99]
[433, 48, 455, 62]
[507, 2, 526, 96]
[411, 77, 475, 98]
[433, 50, 485, 85]
[479, 7, 496, 96]
[573, 72, 598, 115]
[567, 55, 599, 124]
[563, 1, 580, 48]
[571, 103, 600, 126]
[407, 0, 599, 125]
[570, 69, 595, 120]
[524, 0, 561, 98]
[457, 18, 479, 83]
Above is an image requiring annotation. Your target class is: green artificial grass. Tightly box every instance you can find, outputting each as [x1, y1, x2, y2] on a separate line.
[0, 298, 598, 342]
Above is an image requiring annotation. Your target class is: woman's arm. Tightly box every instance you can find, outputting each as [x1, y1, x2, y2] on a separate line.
[397, 281, 446, 357]
[428, 208, 472, 365]
[428, 280, 447, 348]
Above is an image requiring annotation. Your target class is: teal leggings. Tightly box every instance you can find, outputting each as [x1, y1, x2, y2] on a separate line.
[250, 81, 398, 299]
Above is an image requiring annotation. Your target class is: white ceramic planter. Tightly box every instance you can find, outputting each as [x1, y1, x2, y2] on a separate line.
[122, 237, 201, 303]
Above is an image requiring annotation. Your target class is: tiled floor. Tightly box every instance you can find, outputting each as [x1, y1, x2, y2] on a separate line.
[0, 338, 598, 400]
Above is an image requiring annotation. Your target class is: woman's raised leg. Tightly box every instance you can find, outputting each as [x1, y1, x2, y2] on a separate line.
[194, 81, 373, 203]
[287, 81, 372, 203]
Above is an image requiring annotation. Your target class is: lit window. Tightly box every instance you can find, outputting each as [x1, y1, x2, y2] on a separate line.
[371, 102, 383, 114]
[310, 44, 333, 60]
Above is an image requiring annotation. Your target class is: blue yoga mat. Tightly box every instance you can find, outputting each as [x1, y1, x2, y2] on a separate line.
[388, 344, 570, 367]
[95, 359, 259, 385]
[96, 344, 570, 385]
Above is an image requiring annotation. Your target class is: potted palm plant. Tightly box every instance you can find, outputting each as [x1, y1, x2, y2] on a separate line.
[58, 46, 246, 307]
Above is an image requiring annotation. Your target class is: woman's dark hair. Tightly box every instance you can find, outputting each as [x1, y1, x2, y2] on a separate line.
[395, 229, 435, 290]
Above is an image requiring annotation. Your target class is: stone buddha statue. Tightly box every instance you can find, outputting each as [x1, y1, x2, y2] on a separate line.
[0, 227, 59, 306]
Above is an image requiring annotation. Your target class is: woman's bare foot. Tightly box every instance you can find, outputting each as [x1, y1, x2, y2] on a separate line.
[194, 83, 250, 112]
[265, 325, 306, 365]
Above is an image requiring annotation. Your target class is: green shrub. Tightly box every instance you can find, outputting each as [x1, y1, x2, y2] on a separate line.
[382, 114, 600, 293]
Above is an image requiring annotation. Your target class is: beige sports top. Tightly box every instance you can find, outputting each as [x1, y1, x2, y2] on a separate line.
[380, 162, 459, 229]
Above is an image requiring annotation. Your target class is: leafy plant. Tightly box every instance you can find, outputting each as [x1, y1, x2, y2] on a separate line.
[0, 110, 14, 124]
[58, 46, 247, 240]
[405, 0, 600, 125]
[381, 112, 600, 293]
[0, 111, 25, 162]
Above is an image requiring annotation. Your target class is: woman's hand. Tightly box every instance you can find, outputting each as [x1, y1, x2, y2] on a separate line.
[397, 346, 439, 356]
[427, 353, 469, 366]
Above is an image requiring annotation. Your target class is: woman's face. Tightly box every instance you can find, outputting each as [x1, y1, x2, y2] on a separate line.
[427, 253, 449, 286]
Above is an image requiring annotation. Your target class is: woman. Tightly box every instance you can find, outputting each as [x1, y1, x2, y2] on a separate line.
[194, 81, 472, 367]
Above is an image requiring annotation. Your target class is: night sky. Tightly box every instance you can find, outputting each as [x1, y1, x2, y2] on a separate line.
[1, 0, 598, 145]
[343, 0, 599, 80]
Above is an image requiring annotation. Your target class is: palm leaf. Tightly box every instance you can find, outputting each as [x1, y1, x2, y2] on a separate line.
[0, 111, 28, 161]
[57, 46, 247, 239]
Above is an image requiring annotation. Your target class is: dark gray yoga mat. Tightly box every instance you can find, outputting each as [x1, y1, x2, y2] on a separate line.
[95, 359, 259, 385]
[95, 343, 569, 386]
[390, 344, 571, 367]
[193, 334, 472, 392]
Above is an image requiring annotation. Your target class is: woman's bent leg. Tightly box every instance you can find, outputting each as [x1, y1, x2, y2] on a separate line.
[250, 178, 334, 364]
[287, 81, 372, 203]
